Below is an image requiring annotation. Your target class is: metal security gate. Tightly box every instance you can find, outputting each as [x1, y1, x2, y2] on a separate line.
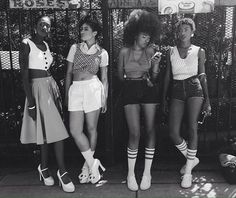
[109, 4, 236, 159]
[0, 0, 236, 163]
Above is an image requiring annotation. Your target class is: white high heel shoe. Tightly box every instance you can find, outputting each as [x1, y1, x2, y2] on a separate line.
[57, 170, 75, 193]
[88, 159, 106, 184]
[78, 162, 89, 184]
[37, 164, 54, 186]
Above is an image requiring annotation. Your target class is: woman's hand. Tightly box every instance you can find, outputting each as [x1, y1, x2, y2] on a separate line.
[28, 105, 36, 120]
[101, 101, 107, 113]
[202, 99, 211, 117]
[151, 52, 162, 66]
[161, 99, 168, 115]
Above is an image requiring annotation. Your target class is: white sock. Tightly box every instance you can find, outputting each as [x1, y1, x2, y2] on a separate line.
[143, 148, 155, 177]
[83, 150, 95, 168]
[175, 139, 187, 157]
[127, 147, 138, 177]
[185, 149, 197, 174]
[81, 149, 95, 168]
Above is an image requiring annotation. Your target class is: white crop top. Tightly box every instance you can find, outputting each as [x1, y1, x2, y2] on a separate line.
[23, 38, 53, 70]
[170, 45, 200, 80]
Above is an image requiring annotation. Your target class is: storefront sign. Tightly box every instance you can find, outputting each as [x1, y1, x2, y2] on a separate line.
[108, 0, 158, 8]
[158, 0, 215, 15]
[9, 0, 82, 9]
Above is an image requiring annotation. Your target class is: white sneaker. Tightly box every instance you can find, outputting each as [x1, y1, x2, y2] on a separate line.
[181, 174, 192, 188]
[140, 175, 151, 190]
[127, 175, 138, 191]
[180, 157, 199, 175]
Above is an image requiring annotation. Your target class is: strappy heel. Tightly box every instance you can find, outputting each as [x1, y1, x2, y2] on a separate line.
[88, 159, 106, 184]
[57, 170, 75, 193]
[37, 164, 54, 186]
[78, 162, 89, 184]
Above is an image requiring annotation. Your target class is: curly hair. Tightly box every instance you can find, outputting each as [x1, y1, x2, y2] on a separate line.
[79, 11, 102, 40]
[175, 18, 196, 32]
[123, 10, 160, 46]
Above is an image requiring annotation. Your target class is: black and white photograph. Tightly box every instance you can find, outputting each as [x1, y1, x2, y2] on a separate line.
[0, 0, 236, 197]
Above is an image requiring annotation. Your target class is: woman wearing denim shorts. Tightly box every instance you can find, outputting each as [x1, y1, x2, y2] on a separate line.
[162, 18, 211, 188]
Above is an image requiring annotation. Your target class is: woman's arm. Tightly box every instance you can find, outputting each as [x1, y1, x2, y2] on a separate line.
[147, 47, 161, 80]
[117, 48, 126, 81]
[19, 40, 36, 120]
[100, 66, 108, 113]
[64, 61, 73, 107]
[198, 48, 211, 115]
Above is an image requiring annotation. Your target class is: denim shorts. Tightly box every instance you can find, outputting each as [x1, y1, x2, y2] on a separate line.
[122, 79, 160, 106]
[171, 76, 204, 101]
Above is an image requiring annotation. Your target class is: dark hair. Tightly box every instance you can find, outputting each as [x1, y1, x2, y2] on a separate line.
[79, 11, 102, 40]
[175, 18, 196, 32]
[123, 10, 160, 46]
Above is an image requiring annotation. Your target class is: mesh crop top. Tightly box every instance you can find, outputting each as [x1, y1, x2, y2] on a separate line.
[170, 45, 200, 80]
[66, 43, 109, 75]
[124, 48, 151, 73]
[23, 38, 53, 70]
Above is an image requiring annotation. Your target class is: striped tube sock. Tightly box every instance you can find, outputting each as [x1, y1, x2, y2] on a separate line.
[127, 147, 138, 176]
[175, 139, 187, 157]
[185, 149, 197, 174]
[143, 148, 155, 177]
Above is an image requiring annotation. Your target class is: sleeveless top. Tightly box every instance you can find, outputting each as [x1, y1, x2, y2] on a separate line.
[73, 44, 103, 75]
[170, 45, 200, 80]
[24, 38, 53, 70]
[124, 48, 151, 73]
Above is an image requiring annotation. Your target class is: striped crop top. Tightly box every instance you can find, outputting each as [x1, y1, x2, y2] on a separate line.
[23, 38, 53, 70]
[170, 45, 200, 80]
[67, 43, 109, 75]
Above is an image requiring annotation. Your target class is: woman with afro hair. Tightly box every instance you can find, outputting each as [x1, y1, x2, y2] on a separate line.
[118, 10, 161, 191]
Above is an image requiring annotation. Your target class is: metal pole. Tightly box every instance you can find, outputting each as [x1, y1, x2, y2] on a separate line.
[101, 0, 114, 165]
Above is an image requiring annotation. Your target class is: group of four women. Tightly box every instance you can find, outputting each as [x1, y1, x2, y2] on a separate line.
[19, 10, 211, 193]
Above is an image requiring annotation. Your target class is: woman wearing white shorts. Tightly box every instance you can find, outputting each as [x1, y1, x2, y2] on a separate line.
[65, 12, 109, 184]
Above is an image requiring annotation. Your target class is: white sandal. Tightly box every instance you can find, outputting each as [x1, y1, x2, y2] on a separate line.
[78, 162, 89, 184]
[88, 159, 106, 184]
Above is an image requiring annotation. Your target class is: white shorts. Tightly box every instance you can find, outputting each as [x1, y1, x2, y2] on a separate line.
[68, 76, 105, 113]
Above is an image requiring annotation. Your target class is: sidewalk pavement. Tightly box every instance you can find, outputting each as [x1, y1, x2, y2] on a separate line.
[0, 160, 236, 198]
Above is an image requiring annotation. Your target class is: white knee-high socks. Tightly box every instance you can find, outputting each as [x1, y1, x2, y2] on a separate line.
[143, 148, 155, 177]
[127, 147, 138, 176]
[176, 139, 197, 174]
[185, 149, 197, 174]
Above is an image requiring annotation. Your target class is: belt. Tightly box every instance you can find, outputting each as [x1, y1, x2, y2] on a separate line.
[125, 77, 145, 81]
[29, 69, 51, 79]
